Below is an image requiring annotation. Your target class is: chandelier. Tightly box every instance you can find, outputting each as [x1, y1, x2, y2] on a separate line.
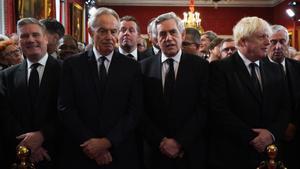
[182, 0, 204, 33]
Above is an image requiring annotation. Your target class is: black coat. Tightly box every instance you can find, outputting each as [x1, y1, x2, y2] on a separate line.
[0, 56, 61, 168]
[141, 52, 209, 169]
[208, 53, 290, 169]
[57, 49, 143, 169]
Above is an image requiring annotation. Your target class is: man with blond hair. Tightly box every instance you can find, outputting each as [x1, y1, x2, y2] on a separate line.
[209, 17, 290, 169]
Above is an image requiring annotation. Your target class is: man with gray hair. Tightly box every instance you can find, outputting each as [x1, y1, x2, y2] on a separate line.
[0, 17, 61, 168]
[58, 7, 142, 169]
[209, 17, 290, 169]
[141, 12, 208, 169]
[264, 24, 300, 169]
[143, 18, 160, 58]
[199, 30, 217, 59]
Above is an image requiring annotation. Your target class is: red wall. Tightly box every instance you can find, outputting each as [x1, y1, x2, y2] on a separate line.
[106, 6, 273, 35]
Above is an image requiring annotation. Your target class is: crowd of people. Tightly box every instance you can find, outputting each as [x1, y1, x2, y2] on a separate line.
[0, 7, 300, 169]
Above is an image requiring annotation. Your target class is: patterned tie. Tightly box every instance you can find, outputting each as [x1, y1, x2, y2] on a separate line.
[249, 63, 262, 97]
[29, 63, 40, 107]
[164, 58, 175, 105]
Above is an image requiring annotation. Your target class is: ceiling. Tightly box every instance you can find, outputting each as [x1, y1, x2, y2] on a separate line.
[96, 0, 285, 7]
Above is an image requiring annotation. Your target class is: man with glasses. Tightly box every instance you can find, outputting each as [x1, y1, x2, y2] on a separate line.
[220, 38, 236, 58]
[182, 27, 201, 56]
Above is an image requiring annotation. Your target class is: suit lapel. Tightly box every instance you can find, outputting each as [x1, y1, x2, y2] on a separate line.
[14, 61, 31, 111]
[233, 54, 262, 103]
[86, 49, 102, 103]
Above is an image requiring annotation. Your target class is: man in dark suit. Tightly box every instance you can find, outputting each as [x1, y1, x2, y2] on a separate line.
[118, 15, 148, 61]
[209, 17, 290, 169]
[57, 7, 142, 169]
[141, 12, 209, 169]
[143, 18, 160, 58]
[0, 18, 61, 169]
[264, 25, 300, 169]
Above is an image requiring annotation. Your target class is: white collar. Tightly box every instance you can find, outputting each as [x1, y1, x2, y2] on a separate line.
[93, 46, 113, 62]
[161, 50, 182, 63]
[27, 53, 48, 69]
[238, 50, 260, 67]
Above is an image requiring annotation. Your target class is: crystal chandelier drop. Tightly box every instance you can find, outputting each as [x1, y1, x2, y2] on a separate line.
[182, 0, 204, 33]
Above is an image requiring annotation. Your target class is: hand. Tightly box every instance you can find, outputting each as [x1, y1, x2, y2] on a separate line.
[159, 137, 181, 158]
[250, 128, 273, 152]
[30, 147, 51, 163]
[95, 150, 113, 166]
[80, 138, 112, 159]
[284, 123, 296, 141]
[17, 131, 44, 152]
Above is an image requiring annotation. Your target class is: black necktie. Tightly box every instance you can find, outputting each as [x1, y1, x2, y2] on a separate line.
[249, 63, 262, 96]
[127, 54, 134, 59]
[164, 58, 175, 104]
[99, 56, 107, 92]
[278, 63, 285, 75]
[29, 63, 40, 107]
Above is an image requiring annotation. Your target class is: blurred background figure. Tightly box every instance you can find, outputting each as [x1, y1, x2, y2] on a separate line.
[77, 42, 85, 52]
[143, 18, 160, 58]
[199, 30, 217, 59]
[57, 35, 79, 60]
[137, 36, 147, 53]
[0, 35, 23, 70]
[220, 38, 236, 59]
[293, 51, 300, 61]
[182, 27, 201, 56]
[208, 37, 223, 62]
[40, 18, 65, 59]
[288, 46, 297, 58]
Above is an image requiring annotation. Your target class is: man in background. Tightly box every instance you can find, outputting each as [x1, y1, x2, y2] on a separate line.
[143, 18, 160, 58]
[118, 15, 148, 61]
[265, 24, 300, 169]
[220, 38, 236, 58]
[182, 27, 201, 56]
[57, 35, 79, 60]
[40, 18, 65, 59]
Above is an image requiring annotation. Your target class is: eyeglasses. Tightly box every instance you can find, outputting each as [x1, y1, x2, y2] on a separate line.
[222, 47, 236, 52]
[182, 41, 198, 47]
[3, 48, 22, 57]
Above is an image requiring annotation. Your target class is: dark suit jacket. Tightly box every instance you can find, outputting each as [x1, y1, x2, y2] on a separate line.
[57, 49, 142, 169]
[142, 47, 157, 59]
[0, 56, 61, 168]
[141, 52, 209, 169]
[117, 48, 149, 61]
[208, 53, 290, 169]
[262, 57, 300, 169]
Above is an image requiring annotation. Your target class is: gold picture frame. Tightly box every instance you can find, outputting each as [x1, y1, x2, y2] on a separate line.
[17, 0, 52, 19]
[70, 3, 84, 42]
[288, 30, 294, 47]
